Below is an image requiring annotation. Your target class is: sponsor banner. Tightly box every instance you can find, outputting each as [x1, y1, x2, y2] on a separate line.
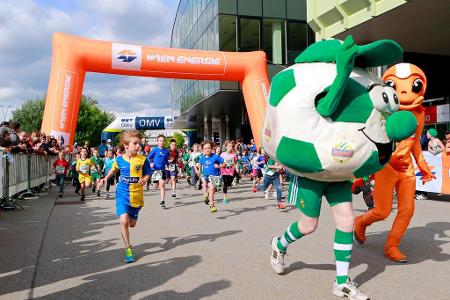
[425, 104, 450, 124]
[142, 47, 226, 75]
[50, 130, 70, 146]
[54, 70, 78, 133]
[135, 117, 165, 130]
[112, 43, 142, 71]
[414, 151, 450, 194]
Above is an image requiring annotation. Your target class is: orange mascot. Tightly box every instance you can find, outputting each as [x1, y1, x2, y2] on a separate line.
[354, 63, 435, 262]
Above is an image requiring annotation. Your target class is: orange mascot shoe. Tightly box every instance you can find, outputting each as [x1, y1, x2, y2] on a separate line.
[355, 63, 435, 263]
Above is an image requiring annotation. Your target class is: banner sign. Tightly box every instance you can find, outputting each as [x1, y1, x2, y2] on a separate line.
[414, 151, 450, 194]
[424, 104, 450, 124]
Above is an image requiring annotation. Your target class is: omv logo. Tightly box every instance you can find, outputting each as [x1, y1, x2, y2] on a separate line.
[112, 43, 142, 70]
[117, 50, 137, 63]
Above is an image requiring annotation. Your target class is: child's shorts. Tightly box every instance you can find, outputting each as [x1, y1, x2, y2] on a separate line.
[116, 202, 142, 220]
[78, 174, 92, 185]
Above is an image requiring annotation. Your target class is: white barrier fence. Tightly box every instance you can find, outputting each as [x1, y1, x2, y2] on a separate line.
[1, 151, 61, 200]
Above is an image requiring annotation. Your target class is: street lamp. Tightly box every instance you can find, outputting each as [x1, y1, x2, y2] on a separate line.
[0, 105, 12, 122]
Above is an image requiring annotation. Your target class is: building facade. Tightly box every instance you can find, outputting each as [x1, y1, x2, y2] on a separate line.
[171, 0, 312, 143]
[307, 0, 450, 136]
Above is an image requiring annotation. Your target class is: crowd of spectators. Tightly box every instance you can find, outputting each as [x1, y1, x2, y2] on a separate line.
[0, 121, 69, 155]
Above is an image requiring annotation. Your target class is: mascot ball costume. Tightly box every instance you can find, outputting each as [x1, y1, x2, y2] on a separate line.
[354, 63, 434, 263]
[262, 36, 417, 299]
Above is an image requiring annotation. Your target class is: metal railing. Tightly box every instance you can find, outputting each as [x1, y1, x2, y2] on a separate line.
[1, 151, 71, 210]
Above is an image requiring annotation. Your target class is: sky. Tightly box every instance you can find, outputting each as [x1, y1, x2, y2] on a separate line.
[0, 0, 180, 121]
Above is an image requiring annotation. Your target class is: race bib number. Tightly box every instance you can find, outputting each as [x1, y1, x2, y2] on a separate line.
[55, 165, 65, 174]
[208, 175, 222, 188]
[79, 165, 90, 174]
[169, 164, 176, 172]
[225, 158, 234, 168]
[152, 170, 163, 181]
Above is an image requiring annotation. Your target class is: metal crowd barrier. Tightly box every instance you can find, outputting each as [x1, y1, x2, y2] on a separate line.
[1, 151, 72, 210]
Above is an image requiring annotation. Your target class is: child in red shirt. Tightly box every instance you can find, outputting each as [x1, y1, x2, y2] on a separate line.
[53, 151, 69, 197]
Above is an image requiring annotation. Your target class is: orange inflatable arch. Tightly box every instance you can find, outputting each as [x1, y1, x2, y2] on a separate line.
[41, 33, 269, 147]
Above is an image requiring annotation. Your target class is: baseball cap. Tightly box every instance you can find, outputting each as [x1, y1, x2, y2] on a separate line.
[427, 128, 438, 137]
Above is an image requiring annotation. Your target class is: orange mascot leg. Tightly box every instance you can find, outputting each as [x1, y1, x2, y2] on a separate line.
[354, 164, 398, 244]
[384, 174, 415, 262]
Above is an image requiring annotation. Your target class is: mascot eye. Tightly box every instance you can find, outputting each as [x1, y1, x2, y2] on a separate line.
[412, 79, 423, 94]
[385, 79, 396, 90]
[382, 92, 389, 103]
[393, 93, 399, 104]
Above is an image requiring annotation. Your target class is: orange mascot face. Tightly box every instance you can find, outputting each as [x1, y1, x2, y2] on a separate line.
[382, 63, 427, 110]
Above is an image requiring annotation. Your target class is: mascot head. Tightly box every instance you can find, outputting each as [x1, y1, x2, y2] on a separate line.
[263, 36, 417, 181]
[382, 63, 427, 110]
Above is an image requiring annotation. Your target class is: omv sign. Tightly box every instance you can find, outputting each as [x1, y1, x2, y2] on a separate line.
[135, 117, 165, 130]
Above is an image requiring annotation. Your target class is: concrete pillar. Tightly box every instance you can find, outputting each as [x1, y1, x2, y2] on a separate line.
[204, 115, 212, 141]
[220, 114, 226, 144]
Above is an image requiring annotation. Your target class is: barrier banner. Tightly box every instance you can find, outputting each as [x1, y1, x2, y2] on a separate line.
[414, 151, 450, 194]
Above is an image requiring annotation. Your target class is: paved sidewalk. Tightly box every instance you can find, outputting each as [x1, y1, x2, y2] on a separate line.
[0, 179, 449, 299]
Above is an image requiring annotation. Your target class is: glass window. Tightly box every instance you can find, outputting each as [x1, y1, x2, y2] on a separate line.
[263, 19, 285, 64]
[239, 18, 260, 52]
[238, 0, 262, 17]
[263, 0, 286, 18]
[287, 22, 308, 64]
[219, 0, 237, 14]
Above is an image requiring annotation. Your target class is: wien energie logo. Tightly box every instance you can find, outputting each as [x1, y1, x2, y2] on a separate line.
[117, 50, 137, 63]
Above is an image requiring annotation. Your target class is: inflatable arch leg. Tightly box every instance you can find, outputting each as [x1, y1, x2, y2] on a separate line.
[41, 33, 269, 147]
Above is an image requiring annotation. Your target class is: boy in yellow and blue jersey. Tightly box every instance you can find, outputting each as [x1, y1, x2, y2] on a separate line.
[101, 130, 151, 263]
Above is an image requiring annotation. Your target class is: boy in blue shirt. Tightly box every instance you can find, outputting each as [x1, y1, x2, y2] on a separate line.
[101, 130, 151, 263]
[196, 141, 224, 213]
[147, 135, 169, 208]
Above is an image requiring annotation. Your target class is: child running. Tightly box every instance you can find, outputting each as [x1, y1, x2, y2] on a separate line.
[101, 130, 151, 263]
[147, 135, 169, 208]
[253, 156, 285, 209]
[220, 141, 237, 204]
[167, 139, 178, 198]
[103, 149, 116, 199]
[76, 147, 97, 201]
[53, 151, 69, 198]
[70, 153, 81, 195]
[196, 141, 224, 213]
[251, 148, 266, 191]
[90, 148, 104, 197]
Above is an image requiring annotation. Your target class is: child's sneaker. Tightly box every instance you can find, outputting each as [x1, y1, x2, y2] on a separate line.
[160, 201, 165, 208]
[252, 186, 258, 193]
[59, 192, 63, 198]
[124, 246, 135, 263]
[223, 197, 229, 204]
[97, 190, 100, 197]
[80, 195, 85, 201]
[332, 279, 369, 300]
[105, 193, 110, 199]
[203, 196, 209, 205]
[277, 202, 286, 209]
[210, 205, 218, 213]
[270, 237, 285, 274]
[172, 192, 176, 197]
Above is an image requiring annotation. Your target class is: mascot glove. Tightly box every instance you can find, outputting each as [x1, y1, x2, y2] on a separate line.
[389, 156, 409, 172]
[336, 35, 358, 77]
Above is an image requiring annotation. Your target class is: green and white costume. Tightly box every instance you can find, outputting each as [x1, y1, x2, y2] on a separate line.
[264, 36, 417, 285]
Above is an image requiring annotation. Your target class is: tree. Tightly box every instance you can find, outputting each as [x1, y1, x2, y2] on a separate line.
[11, 98, 45, 133]
[11, 95, 114, 146]
[164, 131, 185, 148]
[74, 96, 115, 146]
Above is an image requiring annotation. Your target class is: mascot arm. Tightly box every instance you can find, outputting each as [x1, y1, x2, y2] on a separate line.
[412, 138, 435, 183]
[317, 36, 358, 117]
[389, 139, 413, 172]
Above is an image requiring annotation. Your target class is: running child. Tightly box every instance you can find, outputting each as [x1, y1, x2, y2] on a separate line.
[76, 147, 97, 201]
[101, 130, 151, 263]
[196, 141, 224, 213]
[220, 141, 237, 204]
[253, 156, 285, 209]
[70, 153, 81, 195]
[53, 151, 69, 198]
[103, 149, 116, 199]
[167, 139, 178, 197]
[189, 143, 202, 189]
[251, 147, 266, 190]
[90, 148, 104, 197]
[147, 135, 169, 208]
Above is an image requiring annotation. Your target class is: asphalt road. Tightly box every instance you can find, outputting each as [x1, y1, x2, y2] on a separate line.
[0, 179, 449, 299]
